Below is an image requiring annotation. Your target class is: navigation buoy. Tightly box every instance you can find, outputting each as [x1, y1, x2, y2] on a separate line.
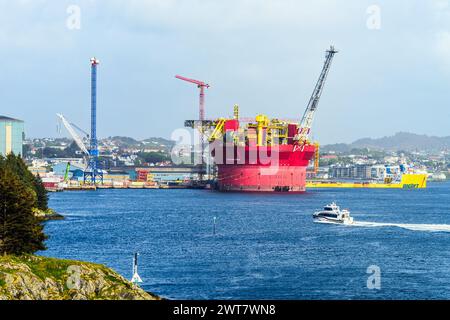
[131, 252, 143, 285]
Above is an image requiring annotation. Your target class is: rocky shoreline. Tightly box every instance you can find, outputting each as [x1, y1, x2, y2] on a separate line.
[33, 208, 65, 221]
[0, 255, 160, 300]
[2, 207, 161, 300]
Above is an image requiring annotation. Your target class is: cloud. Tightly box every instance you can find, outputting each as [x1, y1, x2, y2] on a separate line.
[0, 1, 73, 50]
[106, 0, 358, 33]
[1, 1, 450, 143]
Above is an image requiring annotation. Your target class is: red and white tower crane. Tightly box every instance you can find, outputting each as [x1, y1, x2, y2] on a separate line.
[175, 75, 210, 121]
[176, 75, 212, 182]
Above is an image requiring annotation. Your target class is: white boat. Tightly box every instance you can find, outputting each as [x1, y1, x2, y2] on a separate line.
[313, 202, 354, 225]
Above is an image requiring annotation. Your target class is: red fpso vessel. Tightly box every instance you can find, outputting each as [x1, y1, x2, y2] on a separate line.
[208, 115, 316, 193]
[188, 46, 337, 193]
[214, 144, 316, 192]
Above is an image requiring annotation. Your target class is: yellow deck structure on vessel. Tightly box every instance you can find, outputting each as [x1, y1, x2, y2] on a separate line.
[306, 174, 427, 189]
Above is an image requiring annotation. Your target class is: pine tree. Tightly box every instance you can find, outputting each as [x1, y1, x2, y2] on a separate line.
[5, 153, 34, 185]
[33, 174, 49, 211]
[4, 153, 48, 210]
[0, 166, 47, 256]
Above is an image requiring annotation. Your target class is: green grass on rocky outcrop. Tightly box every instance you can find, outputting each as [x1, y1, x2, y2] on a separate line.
[32, 208, 65, 221]
[0, 255, 85, 279]
[0, 255, 159, 300]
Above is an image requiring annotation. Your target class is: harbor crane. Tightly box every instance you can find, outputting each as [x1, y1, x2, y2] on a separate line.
[295, 46, 338, 148]
[175, 75, 210, 121]
[70, 122, 90, 138]
[56, 113, 89, 156]
[84, 57, 103, 184]
[176, 75, 211, 182]
[57, 113, 89, 183]
[58, 57, 103, 184]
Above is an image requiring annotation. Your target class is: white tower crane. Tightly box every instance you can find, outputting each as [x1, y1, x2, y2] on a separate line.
[56, 113, 90, 156]
[295, 46, 338, 148]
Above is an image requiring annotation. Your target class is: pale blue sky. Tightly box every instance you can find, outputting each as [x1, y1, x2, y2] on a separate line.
[1, 0, 450, 144]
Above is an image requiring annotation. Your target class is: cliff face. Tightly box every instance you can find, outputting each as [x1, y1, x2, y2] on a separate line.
[0, 255, 159, 300]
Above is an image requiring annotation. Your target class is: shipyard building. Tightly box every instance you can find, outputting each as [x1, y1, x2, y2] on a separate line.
[329, 164, 401, 180]
[0, 116, 24, 156]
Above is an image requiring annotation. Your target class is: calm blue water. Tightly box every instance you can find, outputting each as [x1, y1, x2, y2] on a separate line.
[42, 182, 450, 300]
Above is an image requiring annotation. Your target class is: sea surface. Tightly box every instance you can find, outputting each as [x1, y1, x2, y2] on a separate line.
[42, 182, 450, 299]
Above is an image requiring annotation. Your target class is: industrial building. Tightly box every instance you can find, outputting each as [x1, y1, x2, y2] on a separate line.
[329, 164, 404, 180]
[52, 162, 86, 179]
[329, 165, 374, 180]
[0, 116, 24, 156]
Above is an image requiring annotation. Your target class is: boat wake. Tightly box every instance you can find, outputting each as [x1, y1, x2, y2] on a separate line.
[352, 221, 450, 232]
[317, 219, 450, 233]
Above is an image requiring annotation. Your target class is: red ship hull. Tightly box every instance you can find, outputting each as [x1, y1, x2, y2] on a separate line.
[213, 144, 316, 192]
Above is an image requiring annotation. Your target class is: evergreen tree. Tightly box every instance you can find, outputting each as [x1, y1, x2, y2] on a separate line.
[33, 174, 49, 211]
[5, 153, 34, 185]
[0, 166, 47, 256]
[4, 153, 48, 210]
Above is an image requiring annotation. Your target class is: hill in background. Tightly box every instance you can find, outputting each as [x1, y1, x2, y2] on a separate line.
[322, 132, 450, 153]
[104, 136, 175, 151]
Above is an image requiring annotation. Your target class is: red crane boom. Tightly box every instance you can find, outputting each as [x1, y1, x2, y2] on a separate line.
[175, 75, 210, 121]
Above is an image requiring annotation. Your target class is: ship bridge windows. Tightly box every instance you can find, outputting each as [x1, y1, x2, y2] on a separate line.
[320, 213, 339, 218]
